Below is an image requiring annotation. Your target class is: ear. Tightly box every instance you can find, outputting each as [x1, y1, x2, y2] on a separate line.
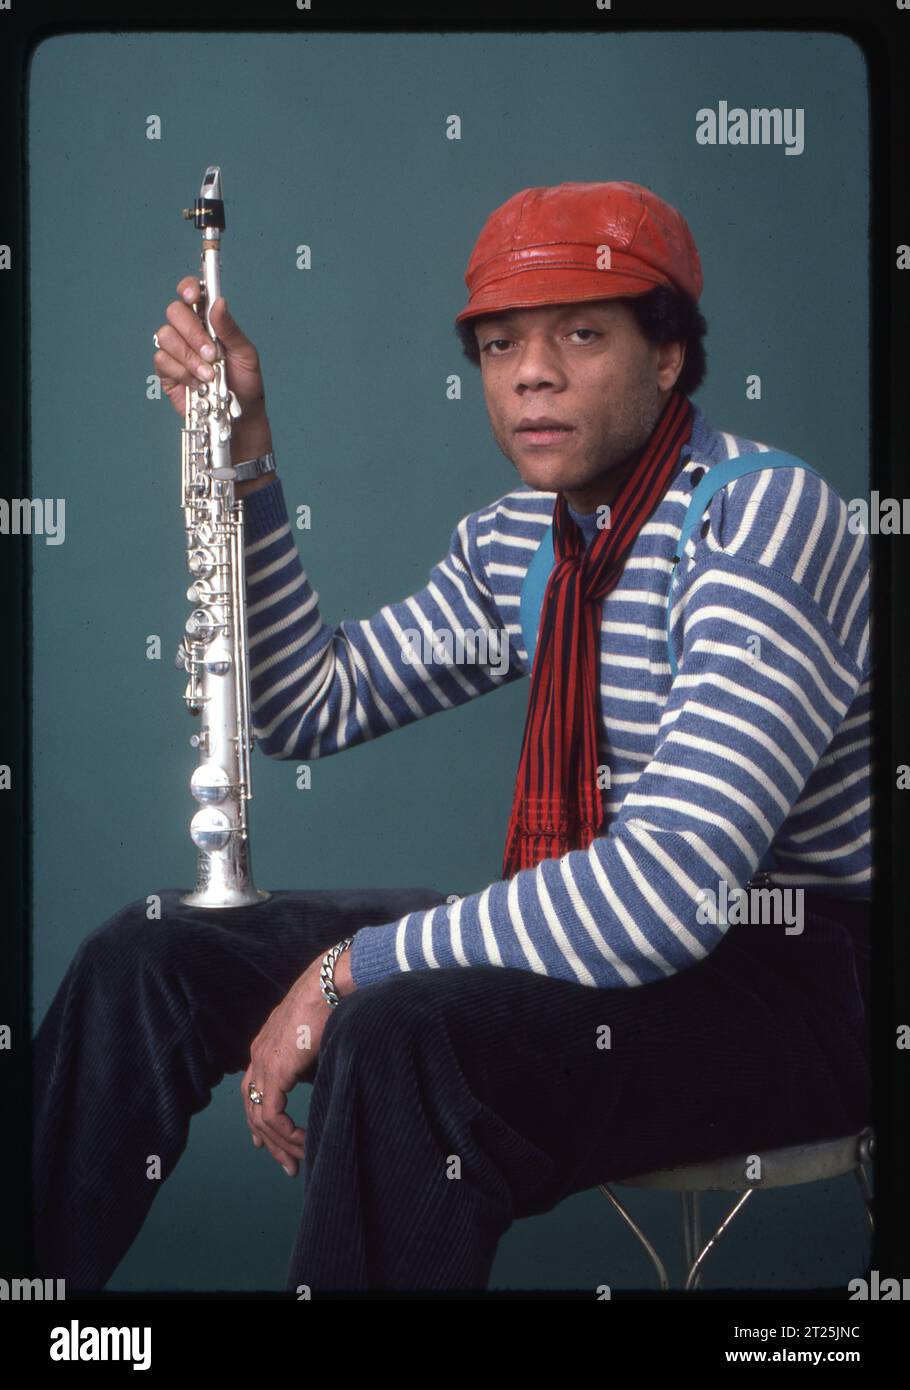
[656, 339, 686, 391]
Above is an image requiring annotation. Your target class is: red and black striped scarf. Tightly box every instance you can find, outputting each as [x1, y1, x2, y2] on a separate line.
[501, 390, 695, 879]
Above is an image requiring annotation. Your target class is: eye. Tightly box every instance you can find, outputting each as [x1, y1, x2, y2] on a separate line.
[480, 327, 601, 355]
[480, 338, 512, 355]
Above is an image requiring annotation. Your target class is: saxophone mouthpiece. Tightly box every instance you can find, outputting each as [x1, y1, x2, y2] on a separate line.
[185, 165, 225, 233]
[201, 166, 223, 201]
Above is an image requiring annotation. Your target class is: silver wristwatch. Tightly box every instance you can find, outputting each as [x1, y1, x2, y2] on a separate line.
[233, 450, 276, 482]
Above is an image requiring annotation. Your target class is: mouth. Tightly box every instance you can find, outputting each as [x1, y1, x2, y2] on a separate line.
[515, 422, 576, 446]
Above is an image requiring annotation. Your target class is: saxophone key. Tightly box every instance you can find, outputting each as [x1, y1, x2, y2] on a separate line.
[191, 762, 232, 805]
[185, 607, 219, 641]
[189, 805, 232, 854]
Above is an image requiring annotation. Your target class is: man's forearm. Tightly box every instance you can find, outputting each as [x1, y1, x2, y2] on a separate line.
[231, 403, 276, 498]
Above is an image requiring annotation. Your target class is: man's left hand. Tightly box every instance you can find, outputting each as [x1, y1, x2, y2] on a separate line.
[241, 945, 356, 1177]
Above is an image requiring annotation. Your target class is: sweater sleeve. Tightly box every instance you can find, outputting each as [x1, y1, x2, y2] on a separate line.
[348, 466, 870, 990]
[240, 475, 524, 759]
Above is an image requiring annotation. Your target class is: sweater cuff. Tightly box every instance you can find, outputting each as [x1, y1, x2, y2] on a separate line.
[241, 474, 291, 544]
[349, 919, 410, 988]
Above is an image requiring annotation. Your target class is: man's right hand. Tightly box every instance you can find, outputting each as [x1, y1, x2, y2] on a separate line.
[153, 276, 268, 425]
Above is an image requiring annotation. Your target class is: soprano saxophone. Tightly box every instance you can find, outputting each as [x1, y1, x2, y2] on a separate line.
[173, 165, 270, 907]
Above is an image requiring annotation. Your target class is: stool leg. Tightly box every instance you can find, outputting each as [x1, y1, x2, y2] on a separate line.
[853, 1163, 874, 1233]
[598, 1184, 670, 1290]
[684, 1190, 755, 1291]
[681, 1191, 703, 1289]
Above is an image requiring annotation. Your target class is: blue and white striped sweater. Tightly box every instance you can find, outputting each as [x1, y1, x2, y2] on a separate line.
[241, 400, 871, 989]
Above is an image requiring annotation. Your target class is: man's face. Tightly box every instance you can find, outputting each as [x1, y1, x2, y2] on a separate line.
[474, 299, 685, 513]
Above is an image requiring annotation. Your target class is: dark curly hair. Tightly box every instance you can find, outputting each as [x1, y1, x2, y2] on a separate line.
[454, 284, 708, 397]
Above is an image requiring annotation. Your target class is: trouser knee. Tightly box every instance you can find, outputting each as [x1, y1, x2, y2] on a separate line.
[319, 974, 444, 1066]
[75, 892, 186, 979]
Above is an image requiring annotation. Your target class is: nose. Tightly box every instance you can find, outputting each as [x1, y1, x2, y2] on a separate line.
[512, 335, 568, 391]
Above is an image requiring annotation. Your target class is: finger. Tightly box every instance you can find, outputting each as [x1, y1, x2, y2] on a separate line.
[253, 1118, 301, 1173]
[253, 1123, 299, 1174]
[240, 1068, 263, 1147]
[155, 322, 215, 383]
[208, 297, 241, 345]
[152, 344, 194, 393]
[271, 1141, 303, 1177]
[163, 303, 218, 372]
[262, 1109, 307, 1157]
[254, 1093, 306, 1160]
[248, 1073, 306, 1158]
[252, 1115, 303, 1175]
[208, 298, 261, 370]
[176, 275, 201, 303]
[242, 1073, 303, 1169]
[151, 355, 187, 417]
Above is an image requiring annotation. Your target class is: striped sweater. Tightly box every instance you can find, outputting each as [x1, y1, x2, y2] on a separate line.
[241, 399, 871, 990]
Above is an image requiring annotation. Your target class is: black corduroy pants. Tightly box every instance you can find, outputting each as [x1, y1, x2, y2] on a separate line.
[31, 885, 871, 1293]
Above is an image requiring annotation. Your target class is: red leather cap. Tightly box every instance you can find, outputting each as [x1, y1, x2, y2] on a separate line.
[455, 181, 703, 325]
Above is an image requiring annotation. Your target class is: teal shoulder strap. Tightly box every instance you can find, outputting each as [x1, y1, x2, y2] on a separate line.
[519, 450, 821, 675]
[519, 520, 555, 672]
[665, 450, 821, 678]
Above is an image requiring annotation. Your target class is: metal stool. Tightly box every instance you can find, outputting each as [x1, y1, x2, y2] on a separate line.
[598, 1126, 874, 1290]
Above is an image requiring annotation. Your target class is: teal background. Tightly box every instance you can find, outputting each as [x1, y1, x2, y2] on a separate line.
[29, 30, 870, 1291]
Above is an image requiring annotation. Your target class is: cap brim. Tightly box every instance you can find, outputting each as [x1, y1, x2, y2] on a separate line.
[454, 268, 667, 325]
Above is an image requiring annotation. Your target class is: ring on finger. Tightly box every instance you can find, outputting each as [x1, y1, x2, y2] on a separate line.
[249, 1082, 265, 1105]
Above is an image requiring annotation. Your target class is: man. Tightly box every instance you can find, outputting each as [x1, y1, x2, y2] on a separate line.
[33, 181, 871, 1292]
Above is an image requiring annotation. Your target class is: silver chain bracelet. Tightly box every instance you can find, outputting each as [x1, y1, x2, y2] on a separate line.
[320, 937, 354, 1007]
